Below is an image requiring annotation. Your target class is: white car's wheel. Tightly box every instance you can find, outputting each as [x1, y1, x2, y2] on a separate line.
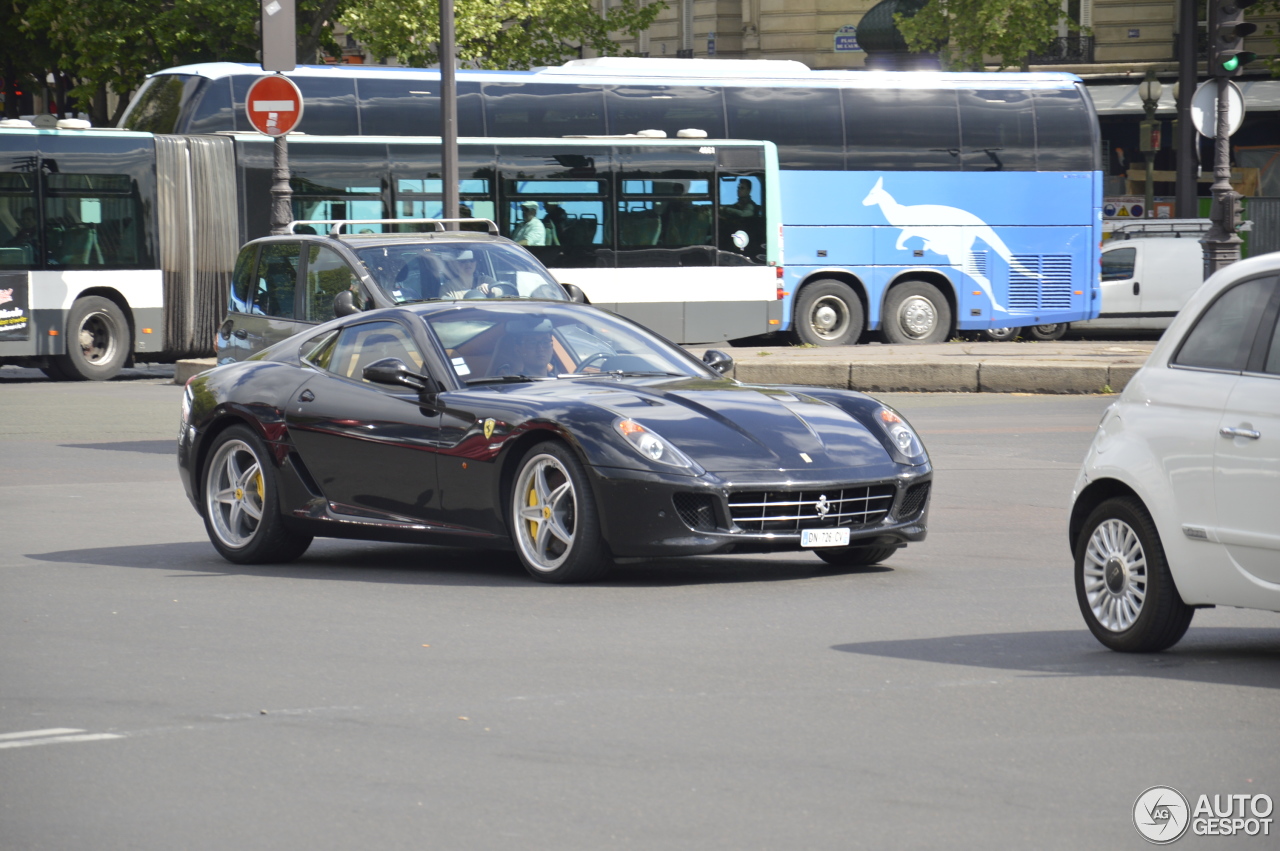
[1074, 496, 1193, 652]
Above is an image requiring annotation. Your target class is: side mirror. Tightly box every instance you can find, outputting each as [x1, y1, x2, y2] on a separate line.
[702, 349, 734, 375]
[362, 357, 438, 396]
[562, 283, 588, 304]
[333, 290, 362, 318]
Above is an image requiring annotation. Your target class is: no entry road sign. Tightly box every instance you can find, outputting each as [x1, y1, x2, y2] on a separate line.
[245, 74, 303, 136]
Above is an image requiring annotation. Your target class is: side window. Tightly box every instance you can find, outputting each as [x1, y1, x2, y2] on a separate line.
[958, 89, 1036, 172]
[229, 245, 260, 314]
[327, 320, 426, 384]
[844, 88, 960, 171]
[255, 242, 302, 319]
[1265, 307, 1280, 375]
[1173, 277, 1275, 372]
[1035, 88, 1098, 172]
[300, 329, 339, 370]
[1101, 247, 1136, 282]
[304, 245, 362, 322]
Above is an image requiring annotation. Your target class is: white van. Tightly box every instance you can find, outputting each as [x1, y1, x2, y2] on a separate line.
[1075, 236, 1207, 332]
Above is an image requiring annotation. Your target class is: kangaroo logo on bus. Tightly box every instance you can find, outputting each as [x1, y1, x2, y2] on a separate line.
[862, 177, 1041, 312]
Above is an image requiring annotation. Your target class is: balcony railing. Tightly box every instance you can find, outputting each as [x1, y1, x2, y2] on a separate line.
[1029, 36, 1095, 65]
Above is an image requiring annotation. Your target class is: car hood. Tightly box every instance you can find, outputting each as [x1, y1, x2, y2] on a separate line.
[502, 377, 897, 473]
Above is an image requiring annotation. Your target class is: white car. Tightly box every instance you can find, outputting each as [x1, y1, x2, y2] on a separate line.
[1070, 251, 1280, 652]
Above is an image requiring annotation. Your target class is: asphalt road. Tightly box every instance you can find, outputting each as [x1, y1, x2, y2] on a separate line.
[1, 377, 1277, 850]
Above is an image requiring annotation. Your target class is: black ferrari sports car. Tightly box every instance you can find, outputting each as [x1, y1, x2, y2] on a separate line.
[178, 300, 931, 582]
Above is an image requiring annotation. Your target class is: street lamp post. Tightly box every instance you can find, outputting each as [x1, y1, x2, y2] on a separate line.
[1138, 70, 1163, 219]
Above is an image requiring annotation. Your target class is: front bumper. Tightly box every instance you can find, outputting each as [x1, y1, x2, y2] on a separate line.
[591, 463, 932, 558]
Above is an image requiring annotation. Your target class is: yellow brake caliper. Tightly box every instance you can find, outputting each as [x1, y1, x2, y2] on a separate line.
[527, 485, 539, 539]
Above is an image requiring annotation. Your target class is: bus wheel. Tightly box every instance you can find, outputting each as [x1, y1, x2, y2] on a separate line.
[1027, 323, 1067, 341]
[982, 326, 1021, 342]
[883, 281, 951, 345]
[55, 296, 130, 381]
[794, 280, 863, 346]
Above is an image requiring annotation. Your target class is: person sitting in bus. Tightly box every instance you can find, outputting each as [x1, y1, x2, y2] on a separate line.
[720, 179, 758, 221]
[512, 201, 546, 246]
[5, 207, 38, 250]
[494, 317, 557, 377]
[439, 249, 497, 298]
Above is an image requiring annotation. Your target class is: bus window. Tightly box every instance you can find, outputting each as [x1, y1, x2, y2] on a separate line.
[0, 171, 38, 269]
[1035, 88, 1099, 172]
[288, 141, 389, 230]
[120, 74, 199, 134]
[958, 89, 1036, 172]
[41, 136, 154, 269]
[604, 86, 726, 138]
[717, 174, 765, 265]
[394, 177, 496, 228]
[231, 77, 359, 135]
[187, 77, 235, 134]
[359, 79, 487, 137]
[844, 88, 960, 171]
[483, 83, 606, 137]
[503, 181, 610, 269]
[725, 86, 843, 171]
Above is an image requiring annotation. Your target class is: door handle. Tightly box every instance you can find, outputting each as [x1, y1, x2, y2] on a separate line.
[1132, 281, 1140, 296]
[233, 328, 248, 339]
[299, 389, 315, 403]
[1220, 426, 1260, 440]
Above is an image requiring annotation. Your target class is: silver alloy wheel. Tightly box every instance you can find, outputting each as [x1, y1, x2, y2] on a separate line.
[205, 438, 266, 549]
[77, 309, 118, 365]
[808, 295, 850, 341]
[1082, 517, 1147, 632]
[896, 294, 938, 339]
[513, 452, 578, 572]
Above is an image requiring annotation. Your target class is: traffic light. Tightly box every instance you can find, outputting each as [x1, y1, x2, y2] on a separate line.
[1210, 0, 1258, 76]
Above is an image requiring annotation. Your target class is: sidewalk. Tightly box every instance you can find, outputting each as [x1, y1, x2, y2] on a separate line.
[703, 339, 1158, 394]
[176, 339, 1158, 394]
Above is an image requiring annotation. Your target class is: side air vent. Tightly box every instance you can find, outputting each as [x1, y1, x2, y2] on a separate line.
[673, 492, 718, 531]
[1008, 255, 1073, 313]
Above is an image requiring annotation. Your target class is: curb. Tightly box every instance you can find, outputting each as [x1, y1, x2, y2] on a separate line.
[732, 360, 1141, 394]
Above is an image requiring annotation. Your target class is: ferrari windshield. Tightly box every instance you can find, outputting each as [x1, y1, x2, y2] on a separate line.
[422, 303, 713, 384]
[352, 242, 567, 305]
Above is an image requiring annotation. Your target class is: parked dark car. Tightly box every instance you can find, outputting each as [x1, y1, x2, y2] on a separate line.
[181, 300, 932, 582]
[217, 218, 577, 363]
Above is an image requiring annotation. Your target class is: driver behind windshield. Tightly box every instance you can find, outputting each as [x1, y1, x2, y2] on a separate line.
[439, 249, 497, 299]
[496, 317, 557, 377]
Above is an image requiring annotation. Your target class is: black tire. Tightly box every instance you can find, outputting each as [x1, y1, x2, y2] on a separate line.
[54, 296, 130, 381]
[201, 424, 313, 564]
[1074, 496, 1193, 652]
[40, 360, 73, 381]
[815, 544, 900, 567]
[793, 279, 864, 346]
[1026, 323, 1067, 341]
[509, 441, 611, 582]
[882, 281, 952, 345]
[981, 326, 1021, 342]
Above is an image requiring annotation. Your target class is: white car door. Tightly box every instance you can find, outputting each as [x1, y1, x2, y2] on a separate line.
[1213, 273, 1280, 591]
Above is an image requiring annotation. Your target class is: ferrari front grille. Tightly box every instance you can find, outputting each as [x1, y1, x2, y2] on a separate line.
[728, 485, 895, 533]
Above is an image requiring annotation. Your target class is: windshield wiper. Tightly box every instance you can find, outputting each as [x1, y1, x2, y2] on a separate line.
[464, 374, 553, 385]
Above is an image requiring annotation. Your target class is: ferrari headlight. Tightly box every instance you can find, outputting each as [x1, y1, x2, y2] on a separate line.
[875, 406, 926, 462]
[614, 418, 695, 469]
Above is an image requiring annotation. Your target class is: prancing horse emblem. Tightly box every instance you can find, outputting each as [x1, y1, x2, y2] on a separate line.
[483, 418, 496, 439]
[814, 495, 831, 518]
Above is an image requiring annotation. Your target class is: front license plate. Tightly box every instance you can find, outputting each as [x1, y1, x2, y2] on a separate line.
[801, 527, 850, 548]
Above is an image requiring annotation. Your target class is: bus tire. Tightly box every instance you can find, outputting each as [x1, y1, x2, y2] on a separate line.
[982, 326, 1021, 342]
[1027, 323, 1067, 341]
[882, 281, 951, 345]
[55, 296, 130, 381]
[794, 280, 863, 346]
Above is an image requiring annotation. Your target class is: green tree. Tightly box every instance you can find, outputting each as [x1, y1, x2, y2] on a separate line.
[340, 0, 665, 70]
[16, 0, 348, 124]
[1255, 0, 1280, 76]
[895, 0, 1074, 71]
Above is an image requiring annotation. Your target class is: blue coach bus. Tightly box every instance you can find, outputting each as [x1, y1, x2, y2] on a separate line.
[122, 57, 1102, 345]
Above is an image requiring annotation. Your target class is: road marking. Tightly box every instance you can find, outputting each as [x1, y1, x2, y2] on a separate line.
[0, 728, 84, 740]
[0, 729, 123, 749]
